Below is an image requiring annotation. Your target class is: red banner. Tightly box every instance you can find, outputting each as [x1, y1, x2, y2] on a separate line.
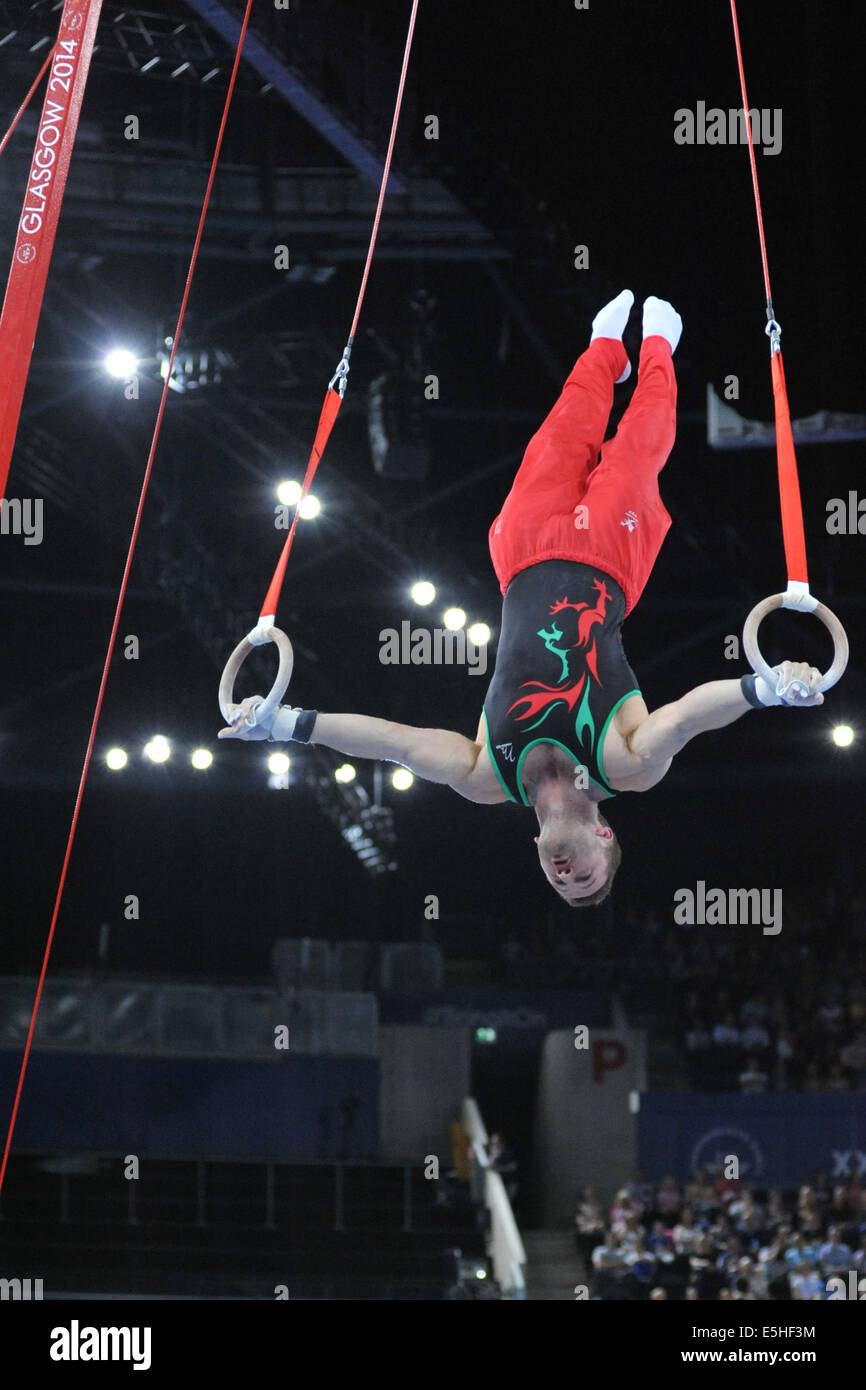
[0, 0, 103, 499]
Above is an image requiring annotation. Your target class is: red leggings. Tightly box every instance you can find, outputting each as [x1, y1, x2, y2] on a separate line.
[488, 336, 676, 616]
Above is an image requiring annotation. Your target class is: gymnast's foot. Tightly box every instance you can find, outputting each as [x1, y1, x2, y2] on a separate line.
[590, 289, 634, 382]
[642, 296, 683, 354]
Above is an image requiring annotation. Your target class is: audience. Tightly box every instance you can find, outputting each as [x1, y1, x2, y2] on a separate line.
[581, 1165, 866, 1300]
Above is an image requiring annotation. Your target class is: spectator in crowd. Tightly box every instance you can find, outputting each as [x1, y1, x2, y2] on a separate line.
[621, 1241, 658, 1296]
[711, 1161, 740, 1206]
[685, 1018, 711, 1083]
[622, 1167, 656, 1213]
[757, 1229, 791, 1294]
[741, 1020, 771, 1055]
[672, 1206, 702, 1255]
[785, 1232, 818, 1271]
[684, 1167, 715, 1216]
[802, 1061, 823, 1092]
[646, 1219, 676, 1258]
[712, 1012, 741, 1047]
[775, 1027, 796, 1089]
[766, 1189, 787, 1226]
[817, 1225, 853, 1276]
[575, 1186, 605, 1262]
[734, 1255, 767, 1299]
[739, 1053, 770, 1092]
[728, 1189, 764, 1241]
[688, 1234, 722, 1300]
[828, 1184, 854, 1226]
[826, 1061, 850, 1092]
[656, 1175, 682, 1220]
[789, 1260, 824, 1300]
[591, 1229, 624, 1299]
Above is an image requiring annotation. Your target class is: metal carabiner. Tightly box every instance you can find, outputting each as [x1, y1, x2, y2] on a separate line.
[329, 342, 353, 396]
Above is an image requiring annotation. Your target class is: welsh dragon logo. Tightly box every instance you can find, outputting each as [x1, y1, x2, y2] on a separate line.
[506, 578, 611, 750]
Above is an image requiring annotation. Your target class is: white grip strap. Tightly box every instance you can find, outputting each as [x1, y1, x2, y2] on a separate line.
[779, 581, 818, 614]
[247, 613, 277, 646]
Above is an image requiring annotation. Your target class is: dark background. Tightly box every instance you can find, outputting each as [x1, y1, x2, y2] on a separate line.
[0, 0, 862, 982]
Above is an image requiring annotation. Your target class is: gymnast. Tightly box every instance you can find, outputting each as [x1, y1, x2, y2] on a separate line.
[220, 292, 824, 906]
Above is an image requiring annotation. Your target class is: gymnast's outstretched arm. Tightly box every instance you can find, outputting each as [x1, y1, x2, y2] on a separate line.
[218, 699, 503, 800]
[308, 712, 481, 789]
[627, 660, 825, 766]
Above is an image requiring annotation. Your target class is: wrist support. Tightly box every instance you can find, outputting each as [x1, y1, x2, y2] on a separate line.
[740, 673, 786, 708]
[268, 706, 318, 742]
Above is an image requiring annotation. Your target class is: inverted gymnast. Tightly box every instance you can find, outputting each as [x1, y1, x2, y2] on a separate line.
[219, 291, 825, 906]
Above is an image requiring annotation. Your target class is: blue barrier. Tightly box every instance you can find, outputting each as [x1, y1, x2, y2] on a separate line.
[0, 1051, 379, 1160]
[639, 1092, 866, 1187]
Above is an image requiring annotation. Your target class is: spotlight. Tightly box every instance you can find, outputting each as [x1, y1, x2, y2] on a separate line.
[335, 763, 356, 783]
[105, 747, 128, 770]
[191, 748, 213, 769]
[411, 580, 436, 606]
[832, 725, 854, 748]
[268, 752, 290, 775]
[277, 480, 302, 506]
[467, 622, 491, 646]
[298, 493, 320, 519]
[105, 348, 137, 379]
[144, 735, 171, 763]
[391, 767, 414, 791]
[443, 607, 466, 631]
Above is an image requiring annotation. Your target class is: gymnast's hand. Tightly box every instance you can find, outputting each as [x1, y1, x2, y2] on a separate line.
[218, 695, 273, 740]
[771, 661, 825, 706]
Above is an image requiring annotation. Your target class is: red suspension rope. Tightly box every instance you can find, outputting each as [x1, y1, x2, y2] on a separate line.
[0, 0, 256, 1200]
[257, 0, 421, 624]
[729, 0, 808, 587]
[0, 44, 56, 159]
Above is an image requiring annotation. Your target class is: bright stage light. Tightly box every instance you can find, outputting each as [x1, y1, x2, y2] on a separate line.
[277, 480, 302, 506]
[443, 607, 466, 631]
[467, 622, 491, 646]
[832, 725, 854, 748]
[335, 763, 356, 783]
[105, 747, 128, 770]
[144, 735, 171, 763]
[191, 748, 213, 769]
[411, 580, 436, 606]
[391, 767, 414, 791]
[105, 348, 137, 379]
[298, 493, 320, 519]
[268, 751, 290, 775]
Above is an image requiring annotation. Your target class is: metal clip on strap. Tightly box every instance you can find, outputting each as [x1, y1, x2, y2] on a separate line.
[765, 303, 782, 355]
[329, 341, 353, 397]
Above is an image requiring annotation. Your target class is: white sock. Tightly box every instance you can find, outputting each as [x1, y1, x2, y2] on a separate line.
[590, 289, 634, 381]
[642, 296, 683, 353]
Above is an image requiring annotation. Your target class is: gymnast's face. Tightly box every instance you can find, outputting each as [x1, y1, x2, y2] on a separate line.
[534, 817, 613, 902]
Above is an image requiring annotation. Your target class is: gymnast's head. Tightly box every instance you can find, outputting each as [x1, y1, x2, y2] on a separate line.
[534, 803, 622, 907]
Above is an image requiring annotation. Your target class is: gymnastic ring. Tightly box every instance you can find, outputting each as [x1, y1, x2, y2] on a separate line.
[218, 626, 294, 727]
[743, 593, 849, 697]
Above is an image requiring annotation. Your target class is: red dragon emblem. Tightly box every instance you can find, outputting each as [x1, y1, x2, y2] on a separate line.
[507, 578, 611, 728]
